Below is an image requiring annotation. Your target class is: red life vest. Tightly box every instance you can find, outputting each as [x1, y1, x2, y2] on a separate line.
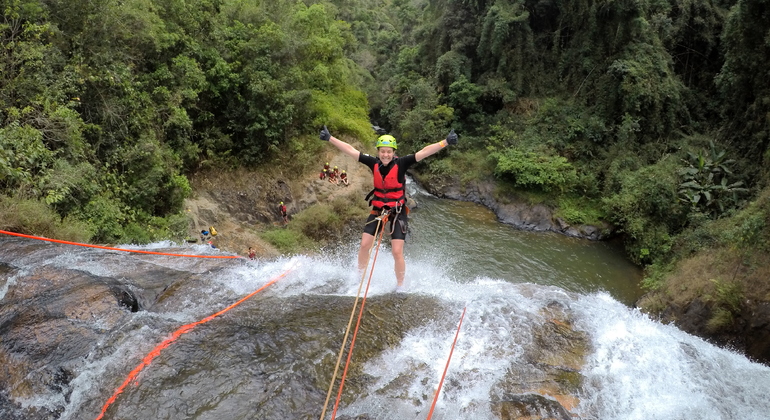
[370, 161, 405, 209]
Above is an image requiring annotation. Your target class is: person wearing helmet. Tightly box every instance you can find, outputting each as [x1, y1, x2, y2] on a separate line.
[320, 168, 327, 180]
[279, 201, 288, 223]
[340, 169, 349, 186]
[319, 125, 458, 292]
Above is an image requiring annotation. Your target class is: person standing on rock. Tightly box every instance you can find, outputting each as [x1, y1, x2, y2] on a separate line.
[279, 202, 288, 223]
[319, 125, 458, 292]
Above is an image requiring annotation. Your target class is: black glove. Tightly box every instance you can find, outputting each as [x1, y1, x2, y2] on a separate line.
[320, 125, 331, 141]
[446, 129, 458, 145]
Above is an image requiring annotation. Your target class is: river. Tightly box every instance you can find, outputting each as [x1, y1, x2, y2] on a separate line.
[404, 179, 643, 306]
[1, 181, 769, 420]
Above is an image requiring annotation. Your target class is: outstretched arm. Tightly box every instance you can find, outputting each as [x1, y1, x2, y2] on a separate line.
[320, 126, 360, 160]
[415, 129, 458, 162]
[329, 136, 361, 160]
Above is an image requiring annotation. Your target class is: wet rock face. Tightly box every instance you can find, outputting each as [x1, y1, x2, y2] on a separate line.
[0, 238, 224, 419]
[493, 393, 572, 420]
[490, 302, 588, 419]
[0, 269, 134, 356]
[0, 264, 138, 419]
[653, 298, 770, 365]
[745, 302, 770, 363]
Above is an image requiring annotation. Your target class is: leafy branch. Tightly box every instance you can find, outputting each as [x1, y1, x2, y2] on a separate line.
[678, 140, 748, 217]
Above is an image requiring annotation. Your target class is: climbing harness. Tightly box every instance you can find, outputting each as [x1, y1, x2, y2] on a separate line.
[319, 213, 389, 420]
[389, 203, 407, 235]
[365, 205, 407, 236]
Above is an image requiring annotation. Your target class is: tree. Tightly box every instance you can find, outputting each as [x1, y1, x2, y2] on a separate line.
[716, 0, 770, 173]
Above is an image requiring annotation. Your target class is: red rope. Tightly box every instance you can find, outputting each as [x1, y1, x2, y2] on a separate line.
[427, 306, 467, 420]
[0, 229, 240, 259]
[329, 216, 388, 419]
[94, 266, 293, 420]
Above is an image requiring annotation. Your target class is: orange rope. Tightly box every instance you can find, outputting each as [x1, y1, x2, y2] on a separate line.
[94, 267, 293, 420]
[427, 306, 467, 419]
[319, 215, 386, 420]
[0, 229, 240, 259]
[329, 215, 388, 420]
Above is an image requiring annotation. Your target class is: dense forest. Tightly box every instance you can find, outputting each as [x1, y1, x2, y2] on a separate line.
[2, 1, 769, 298]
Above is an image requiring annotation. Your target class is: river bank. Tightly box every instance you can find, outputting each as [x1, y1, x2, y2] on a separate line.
[410, 172, 614, 241]
[181, 141, 374, 259]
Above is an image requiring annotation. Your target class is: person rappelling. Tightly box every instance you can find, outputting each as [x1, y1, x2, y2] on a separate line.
[319, 125, 458, 292]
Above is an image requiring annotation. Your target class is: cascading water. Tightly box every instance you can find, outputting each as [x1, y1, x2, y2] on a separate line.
[1, 181, 769, 419]
[574, 293, 770, 419]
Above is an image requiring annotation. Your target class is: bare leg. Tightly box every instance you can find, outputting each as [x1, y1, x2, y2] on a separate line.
[391, 239, 405, 287]
[358, 233, 375, 274]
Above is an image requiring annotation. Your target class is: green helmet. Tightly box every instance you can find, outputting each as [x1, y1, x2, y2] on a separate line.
[376, 134, 397, 150]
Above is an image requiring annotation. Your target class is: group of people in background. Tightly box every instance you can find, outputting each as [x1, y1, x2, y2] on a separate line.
[319, 162, 348, 186]
[244, 160, 356, 261]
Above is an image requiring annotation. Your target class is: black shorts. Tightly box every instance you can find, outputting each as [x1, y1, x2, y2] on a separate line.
[363, 211, 408, 240]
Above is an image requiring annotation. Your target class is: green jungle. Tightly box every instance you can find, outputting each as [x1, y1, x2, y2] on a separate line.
[2, 0, 770, 348]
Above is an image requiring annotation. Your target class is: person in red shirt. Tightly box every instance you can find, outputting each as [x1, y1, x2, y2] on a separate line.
[279, 202, 288, 223]
[340, 169, 349, 186]
[320, 169, 327, 180]
[319, 126, 458, 292]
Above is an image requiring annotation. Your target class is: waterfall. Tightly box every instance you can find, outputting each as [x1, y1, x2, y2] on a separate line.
[2, 208, 769, 420]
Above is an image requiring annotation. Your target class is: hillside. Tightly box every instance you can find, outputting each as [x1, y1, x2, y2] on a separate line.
[182, 143, 373, 258]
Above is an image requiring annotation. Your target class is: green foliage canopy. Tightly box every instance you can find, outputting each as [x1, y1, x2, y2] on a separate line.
[493, 148, 578, 193]
[0, 0, 371, 243]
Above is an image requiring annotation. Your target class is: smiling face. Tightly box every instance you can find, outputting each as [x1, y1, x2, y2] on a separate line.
[377, 147, 395, 165]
